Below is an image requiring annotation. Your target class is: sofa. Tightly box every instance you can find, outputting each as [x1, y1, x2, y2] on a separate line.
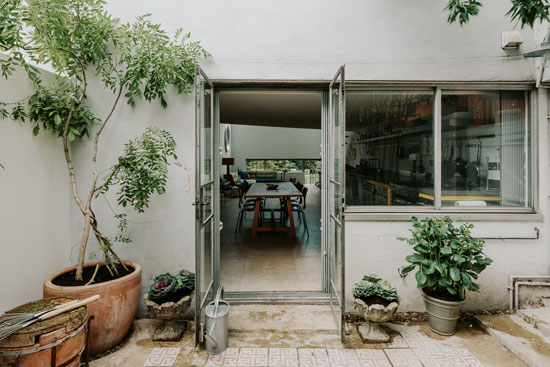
[249, 170, 280, 182]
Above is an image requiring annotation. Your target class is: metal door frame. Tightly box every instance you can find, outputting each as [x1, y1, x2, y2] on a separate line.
[194, 65, 220, 345]
[327, 65, 346, 342]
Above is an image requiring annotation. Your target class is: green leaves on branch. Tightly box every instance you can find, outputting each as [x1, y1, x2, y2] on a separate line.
[399, 216, 492, 300]
[506, 0, 550, 28]
[118, 16, 210, 108]
[445, 0, 482, 25]
[98, 127, 177, 213]
[445, 0, 550, 27]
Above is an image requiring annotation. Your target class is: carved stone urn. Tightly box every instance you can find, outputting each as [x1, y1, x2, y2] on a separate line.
[144, 292, 193, 320]
[354, 296, 399, 343]
[143, 291, 194, 341]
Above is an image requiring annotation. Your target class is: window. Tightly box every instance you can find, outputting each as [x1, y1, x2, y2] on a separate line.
[345, 88, 532, 210]
[246, 159, 321, 184]
[346, 91, 434, 206]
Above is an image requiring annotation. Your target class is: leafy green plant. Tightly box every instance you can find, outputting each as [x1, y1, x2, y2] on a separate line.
[0, 0, 208, 283]
[399, 216, 492, 300]
[445, 0, 550, 27]
[352, 274, 398, 303]
[148, 269, 195, 303]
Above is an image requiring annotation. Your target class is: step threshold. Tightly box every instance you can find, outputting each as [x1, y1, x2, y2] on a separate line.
[224, 291, 331, 304]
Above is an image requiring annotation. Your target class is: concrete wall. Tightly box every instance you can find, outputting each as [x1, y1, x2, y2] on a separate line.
[68, 78, 196, 314]
[228, 125, 321, 170]
[0, 68, 70, 313]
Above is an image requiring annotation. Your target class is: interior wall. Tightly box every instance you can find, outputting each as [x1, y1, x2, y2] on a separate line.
[0, 68, 70, 313]
[227, 124, 321, 171]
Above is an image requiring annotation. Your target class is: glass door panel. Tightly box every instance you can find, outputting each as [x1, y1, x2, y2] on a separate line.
[195, 66, 216, 345]
[328, 65, 346, 343]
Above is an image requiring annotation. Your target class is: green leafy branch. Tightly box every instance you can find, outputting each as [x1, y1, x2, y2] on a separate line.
[445, 0, 550, 27]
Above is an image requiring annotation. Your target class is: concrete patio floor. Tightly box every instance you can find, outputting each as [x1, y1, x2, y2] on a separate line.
[89, 305, 529, 367]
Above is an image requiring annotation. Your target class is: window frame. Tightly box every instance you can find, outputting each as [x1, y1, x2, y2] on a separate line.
[344, 83, 537, 215]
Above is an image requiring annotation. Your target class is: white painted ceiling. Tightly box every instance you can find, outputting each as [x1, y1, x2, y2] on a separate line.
[219, 90, 322, 129]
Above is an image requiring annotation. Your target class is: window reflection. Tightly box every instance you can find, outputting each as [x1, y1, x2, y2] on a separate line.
[345, 91, 434, 206]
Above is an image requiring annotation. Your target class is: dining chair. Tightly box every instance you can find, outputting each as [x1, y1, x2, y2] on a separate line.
[279, 187, 309, 237]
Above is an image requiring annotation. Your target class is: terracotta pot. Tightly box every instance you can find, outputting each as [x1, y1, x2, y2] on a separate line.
[43, 261, 142, 355]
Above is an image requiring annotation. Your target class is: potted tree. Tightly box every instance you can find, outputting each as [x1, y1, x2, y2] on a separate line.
[352, 274, 399, 343]
[144, 270, 195, 341]
[1, 0, 207, 355]
[399, 216, 493, 335]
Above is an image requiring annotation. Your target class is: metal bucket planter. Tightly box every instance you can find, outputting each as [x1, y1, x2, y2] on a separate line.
[421, 289, 466, 336]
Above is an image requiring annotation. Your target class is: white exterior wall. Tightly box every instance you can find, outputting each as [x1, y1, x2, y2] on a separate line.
[228, 125, 321, 170]
[57, 0, 549, 312]
[0, 69, 70, 313]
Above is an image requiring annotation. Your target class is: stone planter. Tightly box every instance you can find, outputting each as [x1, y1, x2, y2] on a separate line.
[144, 292, 193, 320]
[354, 296, 399, 343]
[143, 291, 194, 341]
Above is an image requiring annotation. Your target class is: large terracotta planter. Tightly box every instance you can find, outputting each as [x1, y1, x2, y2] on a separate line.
[43, 261, 142, 355]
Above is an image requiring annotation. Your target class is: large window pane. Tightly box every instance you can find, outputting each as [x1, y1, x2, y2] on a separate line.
[345, 91, 434, 206]
[441, 90, 530, 207]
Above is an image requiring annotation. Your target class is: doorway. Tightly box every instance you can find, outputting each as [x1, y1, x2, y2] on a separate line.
[194, 66, 346, 343]
[218, 90, 324, 293]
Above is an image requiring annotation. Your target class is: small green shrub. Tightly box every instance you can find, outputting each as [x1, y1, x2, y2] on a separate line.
[399, 216, 492, 300]
[352, 274, 398, 302]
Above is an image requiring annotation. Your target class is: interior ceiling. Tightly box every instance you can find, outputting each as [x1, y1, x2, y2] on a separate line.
[220, 90, 322, 129]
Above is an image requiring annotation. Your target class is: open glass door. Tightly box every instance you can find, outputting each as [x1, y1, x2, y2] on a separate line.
[194, 65, 219, 345]
[328, 65, 346, 342]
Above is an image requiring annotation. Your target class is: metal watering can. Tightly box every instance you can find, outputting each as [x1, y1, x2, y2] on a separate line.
[204, 287, 229, 355]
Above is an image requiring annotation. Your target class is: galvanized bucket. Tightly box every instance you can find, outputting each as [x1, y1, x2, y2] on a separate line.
[204, 300, 230, 355]
[421, 289, 466, 335]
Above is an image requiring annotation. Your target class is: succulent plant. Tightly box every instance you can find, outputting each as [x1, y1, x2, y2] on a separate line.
[148, 270, 195, 301]
[352, 274, 398, 302]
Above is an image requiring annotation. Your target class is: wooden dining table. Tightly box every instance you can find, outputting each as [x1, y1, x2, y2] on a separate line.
[244, 182, 303, 239]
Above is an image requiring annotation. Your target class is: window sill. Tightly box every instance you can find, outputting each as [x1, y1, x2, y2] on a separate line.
[344, 211, 543, 222]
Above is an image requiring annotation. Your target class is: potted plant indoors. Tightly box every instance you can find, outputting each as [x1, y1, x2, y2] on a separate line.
[143, 270, 195, 341]
[352, 274, 399, 343]
[399, 216, 493, 335]
[1, 0, 207, 355]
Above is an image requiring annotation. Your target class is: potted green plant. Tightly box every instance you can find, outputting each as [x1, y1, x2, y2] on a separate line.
[1, 0, 207, 354]
[144, 270, 196, 320]
[143, 270, 195, 341]
[352, 274, 399, 343]
[399, 216, 493, 335]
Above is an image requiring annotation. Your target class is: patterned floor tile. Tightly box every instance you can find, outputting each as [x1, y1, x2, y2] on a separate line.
[380, 334, 409, 349]
[237, 347, 269, 367]
[268, 348, 298, 367]
[384, 349, 423, 367]
[298, 348, 331, 367]
[326, 349, 361, 367]
[144, 347, 181, 367]
[413, 347, 485, 367]
[400, 332, 439, 348]
[355, 349, 392, 367]
[206, 348, 239, 367]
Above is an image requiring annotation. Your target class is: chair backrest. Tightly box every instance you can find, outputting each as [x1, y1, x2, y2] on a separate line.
[238, 184, 246, 208]
[301, 187, 308, 209]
